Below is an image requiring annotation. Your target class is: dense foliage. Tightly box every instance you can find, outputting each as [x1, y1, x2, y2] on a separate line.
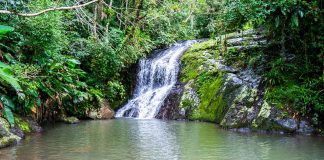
[0, 0, 323, 127]
[209, 0, 324, 127]
[0, 0, 210, 124]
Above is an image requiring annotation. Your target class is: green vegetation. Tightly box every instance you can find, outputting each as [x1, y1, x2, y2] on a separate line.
[181, 40, 226, 123]
[0, 0, 323, 128]
[0, 0, 213, 123]
[191, 72, 226, 123]
[180, 39, 219, 82]
[14, 115, 32, 133]
[215, 0, 323, 126]
[212, 0, 323, 127]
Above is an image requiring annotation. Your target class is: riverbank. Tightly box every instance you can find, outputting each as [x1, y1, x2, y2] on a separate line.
[0, 98, 116, 149]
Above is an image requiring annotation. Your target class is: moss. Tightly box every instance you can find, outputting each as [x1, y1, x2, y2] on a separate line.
[180, 40, 232, 123]
[14, 116, 32, 133]
[0, 118, 10, 133]
[0, 135, 20, 148]
[0, 117, 21, 148]
[180, 55, 204, 82]
[180, 40, 220, 82]
[181, 98, 194, 110]
[189, 73, 226, 123]
[187, 39, 217, 52]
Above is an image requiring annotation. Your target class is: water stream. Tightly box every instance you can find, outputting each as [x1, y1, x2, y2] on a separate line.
[116, 40, 197, 118]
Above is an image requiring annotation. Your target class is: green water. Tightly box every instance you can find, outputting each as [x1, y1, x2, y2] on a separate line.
[1, 119, 324, 160]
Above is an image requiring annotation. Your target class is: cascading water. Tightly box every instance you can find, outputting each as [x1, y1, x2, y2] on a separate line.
[116, 40, 197, 118]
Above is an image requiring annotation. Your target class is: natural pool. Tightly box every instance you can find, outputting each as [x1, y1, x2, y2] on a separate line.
[1, 119, 324, 160]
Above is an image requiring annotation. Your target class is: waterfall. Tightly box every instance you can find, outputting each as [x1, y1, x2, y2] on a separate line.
[116, 40, 197, 118]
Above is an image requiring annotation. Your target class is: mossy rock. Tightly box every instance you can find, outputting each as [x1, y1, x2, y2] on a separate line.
[0, 117, 21, 148]
[0, 117, 11, 138]
[187, 39, 217, 52]
[0, 134, 21, 148]
[14, 116, 32, 133]
[62, 116, 80, 124]
[180, 40, 221, 82]
[189, 73, 227, 123]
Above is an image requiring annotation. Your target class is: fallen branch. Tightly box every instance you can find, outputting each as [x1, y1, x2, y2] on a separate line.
[0, 0, 99, 17]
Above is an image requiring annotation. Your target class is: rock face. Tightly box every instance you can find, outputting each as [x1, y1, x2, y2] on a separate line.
[156, 83, 185, 120]
[0, 117, 20, 148]
[87, 99, 115, 119]
[0, 116, 41, 148]
[158, 29, 315, 135]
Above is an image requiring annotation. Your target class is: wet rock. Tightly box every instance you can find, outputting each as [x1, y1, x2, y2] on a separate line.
[156, 83, 185, 120]
[275, 118, 298, 132]
[297, 121, 314, 135]
[121, 108, 139, 118]
[230, 127, 252, 133]
[0, 134, 21, 148]
[10, 127, 24, 138]
[26, 118, 43, 133]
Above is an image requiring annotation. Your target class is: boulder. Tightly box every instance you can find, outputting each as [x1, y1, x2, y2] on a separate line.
[0, 118, 11, 138]
[88, 99, 115, 119]
[0, 134, 21, 148]
[275, 118, 298, 132]
[297, 121, 314, 135]
[0, 117, 21, 148]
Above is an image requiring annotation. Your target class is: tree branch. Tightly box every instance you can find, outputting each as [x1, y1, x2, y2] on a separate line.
[0, 0, 99, 17]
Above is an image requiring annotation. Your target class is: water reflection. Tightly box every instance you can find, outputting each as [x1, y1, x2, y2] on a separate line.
[132, 120, 179, 160]
[1, 119, 324, 160]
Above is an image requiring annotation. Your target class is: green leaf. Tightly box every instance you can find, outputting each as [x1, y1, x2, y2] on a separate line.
[66, 59, 80, 68]
[0, 67, 23, 93]
[0, 95, 15, 126]
[298, 10, 304, 18]
[291, 14, 299, 27]
[0, 95, 14, 109]
[0, 61, 10, 69]
[67, 59, 81, 65]
[4, 107, 14, 126]
[0, 25, 14, 35]
[275, 16, 280, 28]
